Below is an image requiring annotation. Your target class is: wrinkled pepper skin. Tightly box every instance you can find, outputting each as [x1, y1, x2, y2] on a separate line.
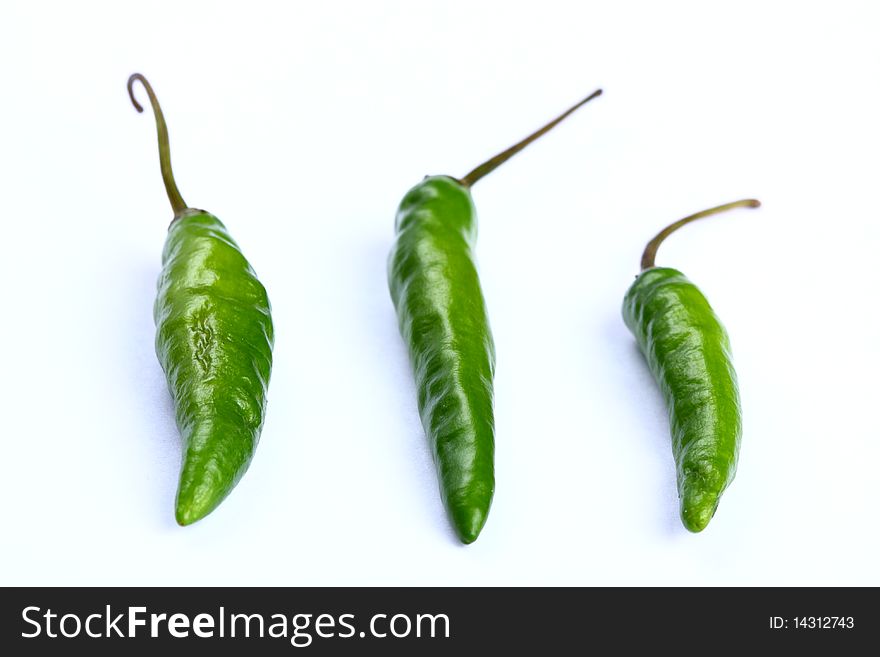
[155, 209, 274, 525]
[388, 176, 496, 544]
[622, 267, 740, 532]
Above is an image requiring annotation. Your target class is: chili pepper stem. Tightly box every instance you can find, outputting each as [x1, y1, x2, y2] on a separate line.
[458, 88, 602, 188]
[128, 73, 188, 218]
[640, 199, 761, 271]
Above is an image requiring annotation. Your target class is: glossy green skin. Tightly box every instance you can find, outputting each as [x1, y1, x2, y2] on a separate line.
[388, 176, 495, 544]
[155, 209, 274, 525]
[622, 267, 740, 532]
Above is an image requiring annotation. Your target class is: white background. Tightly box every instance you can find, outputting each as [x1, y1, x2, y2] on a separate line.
[1, 0, 878, 586]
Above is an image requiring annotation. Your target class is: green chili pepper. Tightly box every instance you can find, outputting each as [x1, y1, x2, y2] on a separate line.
[128, 74, 274, 526]
[622, 199, 760, 532]
[389, 89, 603, 543]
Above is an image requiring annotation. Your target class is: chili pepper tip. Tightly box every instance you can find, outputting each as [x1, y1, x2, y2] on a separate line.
[175, 490, 222, 526]
[680, 496, 720, 533]
[450, 505, 489, 544]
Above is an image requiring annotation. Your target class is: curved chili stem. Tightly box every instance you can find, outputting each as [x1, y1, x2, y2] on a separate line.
[458, 88, 603, 188]
[128, 73, 188, 218]
[641, 199, 761, 270]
